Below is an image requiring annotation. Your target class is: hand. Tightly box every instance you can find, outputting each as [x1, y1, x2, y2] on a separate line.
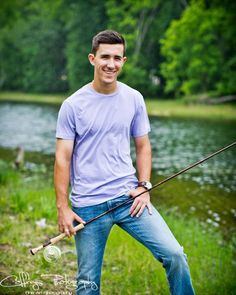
[57, 207, 85, 237]
[128, 187, 152, 217]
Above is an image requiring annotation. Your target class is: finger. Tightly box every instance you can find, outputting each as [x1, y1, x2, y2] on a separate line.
[63, 219, 74, 237]
[64, 227, 71, 237]
[58, 222, 64, 233]
[70, 214, 86, 235]
[130, 202, 142, 217]
[136, 204, 146, 218]
[73, 213, 86, 224]
[129, 199, 139, 214]
[128, 190, 135, 198]
[68, 222, 78, 236]
[147, 203, 153, 215]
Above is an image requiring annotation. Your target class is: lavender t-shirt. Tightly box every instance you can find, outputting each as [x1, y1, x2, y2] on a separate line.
[56, 82, 150, 207]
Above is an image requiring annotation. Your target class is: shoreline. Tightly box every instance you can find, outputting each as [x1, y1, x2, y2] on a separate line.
[0, 91, 236, 121]
[0, 146, 235, 240]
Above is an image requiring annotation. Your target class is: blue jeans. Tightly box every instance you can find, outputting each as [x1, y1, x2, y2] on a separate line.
[72, 194, 195, 295]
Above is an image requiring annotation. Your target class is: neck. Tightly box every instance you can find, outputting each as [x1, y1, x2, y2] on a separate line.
[92, 80, 117, 94]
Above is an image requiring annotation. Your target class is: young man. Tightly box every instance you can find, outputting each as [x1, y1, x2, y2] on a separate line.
[55, 30, 195, 295]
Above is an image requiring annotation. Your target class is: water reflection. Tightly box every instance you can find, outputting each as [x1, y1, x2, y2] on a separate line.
[0, 102, 235, 193]
[149, 117, 236, 192]
[0, 103, 58, 153]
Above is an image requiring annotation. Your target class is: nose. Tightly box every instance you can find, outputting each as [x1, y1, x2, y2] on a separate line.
[107, 58, 115, 69]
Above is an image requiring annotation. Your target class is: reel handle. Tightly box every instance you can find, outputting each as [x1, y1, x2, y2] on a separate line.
[30, 223, 85, 255]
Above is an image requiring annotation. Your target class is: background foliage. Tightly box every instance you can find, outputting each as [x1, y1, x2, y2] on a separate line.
[160, 0, 236, 97]
[0, 0, 235, 97]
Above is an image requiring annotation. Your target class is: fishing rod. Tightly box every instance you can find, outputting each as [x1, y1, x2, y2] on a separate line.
[30, 141, 236, 257]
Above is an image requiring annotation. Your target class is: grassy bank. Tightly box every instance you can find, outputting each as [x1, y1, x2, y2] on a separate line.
[0, 91, 65, 105]
[146, 99, 236, 121]
[0, 91, 236, 120]
[0, 160, 235, 294]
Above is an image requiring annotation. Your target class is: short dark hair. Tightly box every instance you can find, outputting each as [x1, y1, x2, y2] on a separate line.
[91, 30, 126, 56]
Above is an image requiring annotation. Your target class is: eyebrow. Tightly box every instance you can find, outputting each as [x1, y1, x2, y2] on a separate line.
[100, 54, 123, 59]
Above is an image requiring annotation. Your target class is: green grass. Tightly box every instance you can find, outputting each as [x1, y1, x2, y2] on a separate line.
[0, 91, 236, 121]
[0, 91, 65, 105]
[145, 98, 236, 121]
[0, 160, 235, 294]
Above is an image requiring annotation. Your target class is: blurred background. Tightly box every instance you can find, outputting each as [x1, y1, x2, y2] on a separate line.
[0, 0, 235, 294]
[0, 0, 235, 98]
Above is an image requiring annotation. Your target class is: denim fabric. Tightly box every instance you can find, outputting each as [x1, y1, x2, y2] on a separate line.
[72, 195, 195, 295]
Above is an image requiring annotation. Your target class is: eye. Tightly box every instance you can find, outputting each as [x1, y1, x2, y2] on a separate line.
[101, 55, 109, 59]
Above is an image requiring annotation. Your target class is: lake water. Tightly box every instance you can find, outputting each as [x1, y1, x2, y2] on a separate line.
[0, 102, 235, 193]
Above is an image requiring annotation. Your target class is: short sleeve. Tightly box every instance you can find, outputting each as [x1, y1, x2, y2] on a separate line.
[130, 94, 151, 137]
[56, 101, 76, 139]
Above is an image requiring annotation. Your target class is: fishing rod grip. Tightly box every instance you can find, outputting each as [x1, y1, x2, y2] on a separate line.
[50, 223, 85, 244]
[30, 223, 85, 255]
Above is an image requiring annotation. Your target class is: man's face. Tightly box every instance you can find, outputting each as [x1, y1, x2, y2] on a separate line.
[88, 44, 126, 86]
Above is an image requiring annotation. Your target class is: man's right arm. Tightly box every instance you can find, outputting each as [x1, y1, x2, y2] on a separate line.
[54, 138, 85, 236]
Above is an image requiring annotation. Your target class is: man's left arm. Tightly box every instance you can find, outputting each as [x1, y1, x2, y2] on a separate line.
[129, 134, 152, 217]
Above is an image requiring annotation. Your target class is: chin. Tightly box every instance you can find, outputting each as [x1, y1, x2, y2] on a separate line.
[102, 78, 116, 84]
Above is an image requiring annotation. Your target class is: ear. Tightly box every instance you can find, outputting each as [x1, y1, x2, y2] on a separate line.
[123, 56, 127, 64]
[88, 53, 95, 66]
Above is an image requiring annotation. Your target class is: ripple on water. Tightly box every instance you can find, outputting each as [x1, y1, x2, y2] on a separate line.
[150, 117, 236, 193]
[0, 102, 235, 193]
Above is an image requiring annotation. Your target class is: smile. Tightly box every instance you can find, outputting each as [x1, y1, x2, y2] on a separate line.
[104, 70, 116, 75]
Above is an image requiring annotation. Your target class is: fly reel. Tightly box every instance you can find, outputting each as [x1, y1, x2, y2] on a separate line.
[43, 245, 61, 262]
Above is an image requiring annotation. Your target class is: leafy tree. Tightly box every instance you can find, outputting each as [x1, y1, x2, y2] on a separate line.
[7, 0, 235, 98]
[64, 0, 107, 92]
[0, 0, 187, 96]
[0, 0, 26, 28]
[160, 1, 236, 96]
[0, 0, 29, 90]
[0, 24, 24, 90]
[20, 1, 68, 93]
[106, 0, 184, 97]
[0, 0, 68, 93]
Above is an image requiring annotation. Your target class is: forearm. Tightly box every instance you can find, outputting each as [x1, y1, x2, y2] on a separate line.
[129, 137, 152, 217]
[135, 141, 152, 181]
[54, 158, 70, 210]
[53, 139, 84, 235]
